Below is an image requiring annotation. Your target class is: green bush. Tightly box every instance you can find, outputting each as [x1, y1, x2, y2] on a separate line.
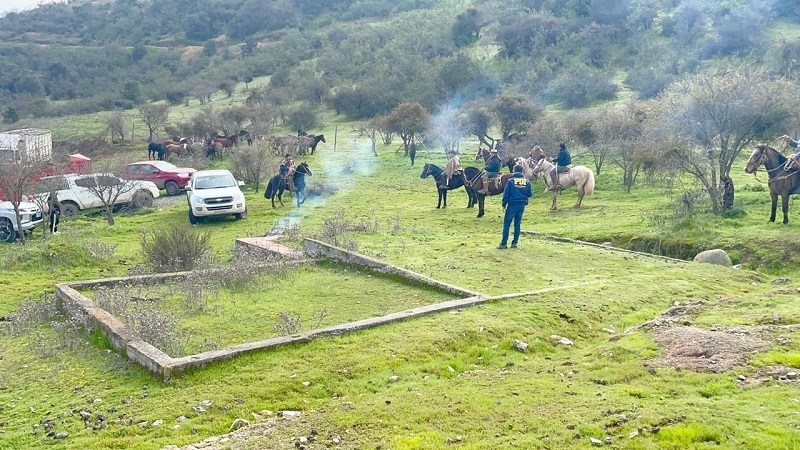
[140, 223, 212, 273]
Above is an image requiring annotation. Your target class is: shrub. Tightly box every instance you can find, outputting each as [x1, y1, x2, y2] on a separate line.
[140, 223, 212, 273]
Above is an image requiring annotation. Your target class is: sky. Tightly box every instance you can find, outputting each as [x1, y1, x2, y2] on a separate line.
[1, 0, 62, 15]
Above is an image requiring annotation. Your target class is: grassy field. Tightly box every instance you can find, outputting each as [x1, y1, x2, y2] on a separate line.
[2, 119, 800, 449]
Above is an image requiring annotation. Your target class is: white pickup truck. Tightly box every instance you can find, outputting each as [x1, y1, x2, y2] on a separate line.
[0, 200, 43, 243]
[35, 173, 160, 217]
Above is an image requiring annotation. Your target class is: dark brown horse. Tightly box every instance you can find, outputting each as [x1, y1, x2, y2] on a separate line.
[298, 134, 325, 155]
[419, 163, 479, 209]
[466, 171, 515, 218]
[744, 144, 800, 224]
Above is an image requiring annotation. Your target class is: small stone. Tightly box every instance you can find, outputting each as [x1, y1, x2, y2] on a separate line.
[173, 425, 181, 430]
[559, 337, 574, 346]
[332, 436, 341, 444]
[446, 437, 454, 444]
[176, 416, 188, 423]
[299, 436, 308, 444]
[629, 429, 639, 439]
[302, 381, 311, 387]
[602, 328, 615, 334]
[738, 375, 747, 381]
[772, 277, 792, 285]
[787, 372, 798, 380]
[229, 418, 250, 431]
[447, 366, 455, 373]
[93, 398, 103, 403]
[456, 435, 462, 442]
[137, 421, 149, 428]
[605, 437, 612, 444]
[199, 400, 213, 407]
[590, 437, 602, 445]
[152, 419, 163, 427]
[389, 376, 400, 383]
[54, 431, 69, 439]
[566, 424, 576, 430]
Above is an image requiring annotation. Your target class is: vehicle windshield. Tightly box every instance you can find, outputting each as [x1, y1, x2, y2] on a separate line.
[194, 174, 236, 189]
[151, 161, 177, 171]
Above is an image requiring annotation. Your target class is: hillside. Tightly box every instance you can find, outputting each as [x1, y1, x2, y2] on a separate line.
[0, 0, 798, 127]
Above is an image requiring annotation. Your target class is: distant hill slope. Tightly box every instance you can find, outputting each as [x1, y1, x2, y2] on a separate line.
[0, 0, 797, 127]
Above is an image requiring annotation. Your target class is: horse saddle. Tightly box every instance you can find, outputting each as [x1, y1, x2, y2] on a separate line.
[563, 164, 573, 172]
[784, 158, 799, 172]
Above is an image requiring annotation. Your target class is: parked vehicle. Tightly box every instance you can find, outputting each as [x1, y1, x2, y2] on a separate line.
[0, 200, 43, 243]
[34, 173, 160, 218]
[185, 169, 247, 224]
[0, 128, 52, 164]
[123, 160, 196, 196]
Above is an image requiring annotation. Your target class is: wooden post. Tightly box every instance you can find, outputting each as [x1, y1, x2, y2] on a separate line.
[334, 124, 338, 152]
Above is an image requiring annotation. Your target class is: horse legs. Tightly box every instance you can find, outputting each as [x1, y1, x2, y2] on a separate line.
[437, 189, 444, 209]
[769, 192, 778, 223]
[551, 192, 558, 211]
[442, 189, 448, 208]
[574, 186, 585, 208]
[477, 194, 485, 218]
[781, 194, 790, 224]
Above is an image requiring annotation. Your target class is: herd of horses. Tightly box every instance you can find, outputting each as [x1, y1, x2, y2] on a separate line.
[421, 147, 596, 217]
[146, 129, 325, 162]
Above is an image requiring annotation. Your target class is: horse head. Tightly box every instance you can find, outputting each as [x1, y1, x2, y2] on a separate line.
[317, 134, 326, 143]
[475, 148, 485, 161]
[297, 161, 312, 176]
[531, 158, 551, 177]
[420, 163, 432, 179]
[744, 145, 768, 174]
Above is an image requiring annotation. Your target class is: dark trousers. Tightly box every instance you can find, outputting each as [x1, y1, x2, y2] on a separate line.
[50, 210, 60, 233]
[500, 203, 525, 246]
[410, 151, 416, 166]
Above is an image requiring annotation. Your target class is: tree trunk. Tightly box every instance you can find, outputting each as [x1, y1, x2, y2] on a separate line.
[721, 176, 734, 211]
[105, 206, 115, 226]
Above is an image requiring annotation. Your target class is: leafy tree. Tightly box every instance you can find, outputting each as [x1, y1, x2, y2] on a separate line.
[285, 102, 319, 132]
[493, 94, 540, 141]
[386, 102, 431, 155]
[105, 110, 127, 145]
[452, 8, 482, 47]
[131, 44, 147, 62]
[0, 159, 48, 244]
[647, 67, 797, 213]
[461, 101, 495, 149]
[137, 103, 170, 142]
[3, 107, 19, 124]
[121, 80, 143, 104]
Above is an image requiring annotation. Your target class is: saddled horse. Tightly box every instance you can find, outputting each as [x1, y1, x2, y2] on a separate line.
[744, 144, 800, 224]
[263, 162, 312, 208]
[298, 134, 325, 155]
[531, 158, 595, 210]
[419, 163, 479, 209]
[148, 142, 164, 160]
[465, 171, 516, 218]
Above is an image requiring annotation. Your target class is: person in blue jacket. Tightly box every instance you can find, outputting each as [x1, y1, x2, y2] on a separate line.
[550, 142, 572, 191]
[498, 164, 533, 249]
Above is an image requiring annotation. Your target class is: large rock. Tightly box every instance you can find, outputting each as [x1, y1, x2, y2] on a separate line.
[693, 249, 732, 266]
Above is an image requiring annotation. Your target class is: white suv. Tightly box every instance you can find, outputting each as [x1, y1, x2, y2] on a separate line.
[0, 200, 43, 243]
[185, 169, 247, 224]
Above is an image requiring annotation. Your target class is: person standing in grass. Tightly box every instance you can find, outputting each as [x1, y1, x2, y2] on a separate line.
[498, 164, 532, 249]
[48, 189, 61, 234]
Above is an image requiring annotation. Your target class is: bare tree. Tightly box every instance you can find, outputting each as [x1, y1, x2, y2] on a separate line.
[106, 110, 127, 145]
[0, 159, 48, 243]
[648, 67, 797, 213]
[79, 159, 150, 226]
[138, 104, 170, 143]
[357, 120, 380, 155]
[229, 142, 273, 192]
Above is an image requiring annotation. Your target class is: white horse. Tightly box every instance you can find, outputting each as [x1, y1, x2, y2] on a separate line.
[531, 158, 595, 210]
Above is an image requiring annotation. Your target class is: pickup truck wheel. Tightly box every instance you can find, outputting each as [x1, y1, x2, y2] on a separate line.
[132, 190, 154, 208]
[0, 217, 17, 243]
[60, 202, 80, 218]
[188, 209, 199, 225]
[164, 181, 180, 196]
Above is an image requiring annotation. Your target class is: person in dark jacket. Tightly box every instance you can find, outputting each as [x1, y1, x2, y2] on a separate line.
[481, 148, 503, 194]
[498, 165, 533, 249]
[279, 154, 295, 191]
[47, 189, 60, 234]
[550, 142, 572, 191]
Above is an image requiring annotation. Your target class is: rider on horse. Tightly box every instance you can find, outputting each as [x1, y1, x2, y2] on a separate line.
[550, 142, 572, 191]
[481, 148, 503, 194]
[780, 135, 800, 170]
[443, 152, 462, 188]
[280, 154, 295, 192]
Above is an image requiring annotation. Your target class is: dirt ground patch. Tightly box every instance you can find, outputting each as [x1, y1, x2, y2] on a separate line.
[647, 326, 771, 372]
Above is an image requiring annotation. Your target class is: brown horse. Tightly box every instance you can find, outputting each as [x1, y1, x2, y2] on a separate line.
[531, 158, 595, 210]
[465, 171, 515, 218]
[164, 143, 187, 159]
[744, 144, 800, 224]
[298, 134, 325, 155]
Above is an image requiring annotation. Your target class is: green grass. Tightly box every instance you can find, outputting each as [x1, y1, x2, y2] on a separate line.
[2, 121, 800, 449]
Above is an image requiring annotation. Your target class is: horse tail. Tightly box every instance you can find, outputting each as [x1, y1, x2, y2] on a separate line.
[584, 168, 596, 195]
